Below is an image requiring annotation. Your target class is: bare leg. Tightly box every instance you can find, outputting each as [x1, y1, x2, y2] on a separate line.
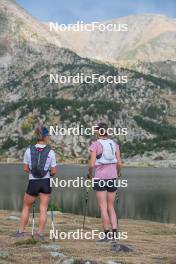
[19, 193, 36, 232]
[107, 191, 117, 229]
[38, 193, 50, 234]
[96, 191, 110, 230]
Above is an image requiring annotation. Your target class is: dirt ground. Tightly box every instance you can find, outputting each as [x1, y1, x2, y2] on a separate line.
[0, 210, 176, 264]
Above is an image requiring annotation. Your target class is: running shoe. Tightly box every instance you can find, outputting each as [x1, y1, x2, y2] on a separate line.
[35, 233, 45, 241]
[11, 230, 25, 238]
[96, 237, 112, 244]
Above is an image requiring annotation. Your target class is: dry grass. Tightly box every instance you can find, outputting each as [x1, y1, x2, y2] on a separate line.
[0, 210, 176, 264]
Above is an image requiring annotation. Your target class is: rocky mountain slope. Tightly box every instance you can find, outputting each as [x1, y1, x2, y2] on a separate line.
[44, 14, 176, 64]
[0, 0, 176, 164]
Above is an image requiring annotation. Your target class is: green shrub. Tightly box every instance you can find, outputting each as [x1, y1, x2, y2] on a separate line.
[48, 202, 61, 212]
[2, 137, 16, 150]
[17, 137, 30, 150]
[134, 116, 176, 139]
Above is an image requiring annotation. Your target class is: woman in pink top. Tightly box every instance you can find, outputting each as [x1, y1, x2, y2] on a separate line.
[88, 122, 122, 243]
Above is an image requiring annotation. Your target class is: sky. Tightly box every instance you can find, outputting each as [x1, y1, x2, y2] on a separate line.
[16, 0, 176, 23]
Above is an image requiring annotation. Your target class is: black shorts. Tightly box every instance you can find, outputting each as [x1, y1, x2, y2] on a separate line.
[26, 178, 51, 196]
[93, 178, 117, 192]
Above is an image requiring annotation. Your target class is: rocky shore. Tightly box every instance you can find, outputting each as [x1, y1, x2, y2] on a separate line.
[1, 151, 176, 168]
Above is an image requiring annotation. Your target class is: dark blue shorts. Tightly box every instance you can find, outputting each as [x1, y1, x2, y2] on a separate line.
[26, 178, 51, 196]
[93, 178, 117, 192]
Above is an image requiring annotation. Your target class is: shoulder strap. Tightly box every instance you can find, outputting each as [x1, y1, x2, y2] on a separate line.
[96, 140, 103, 160]
[37, 145, 51, 171]
[30, 145, 38, 169]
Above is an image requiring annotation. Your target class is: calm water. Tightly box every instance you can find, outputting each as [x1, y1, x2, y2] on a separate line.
[0, 164, 176, 223]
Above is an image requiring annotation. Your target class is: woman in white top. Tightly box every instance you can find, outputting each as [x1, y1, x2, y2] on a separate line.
[14, 126, 57, 240]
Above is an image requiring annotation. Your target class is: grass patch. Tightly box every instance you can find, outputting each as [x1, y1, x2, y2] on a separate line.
[14, 238, 37, 246]
[48, 202, 61, 212]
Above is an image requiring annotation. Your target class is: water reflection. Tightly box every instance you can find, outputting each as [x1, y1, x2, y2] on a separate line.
[0, 165, 176, 223]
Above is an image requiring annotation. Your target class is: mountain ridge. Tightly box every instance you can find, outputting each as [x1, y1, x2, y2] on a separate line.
[44, 13, 176, 63]
[0, 0, 176, 165]
[1, 0, 176, 64]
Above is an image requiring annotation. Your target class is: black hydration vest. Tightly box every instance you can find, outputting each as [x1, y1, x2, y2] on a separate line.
[30, 145, 51, 178]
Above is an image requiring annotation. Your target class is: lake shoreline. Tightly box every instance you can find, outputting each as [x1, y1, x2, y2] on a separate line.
[0, 160, 176, 168]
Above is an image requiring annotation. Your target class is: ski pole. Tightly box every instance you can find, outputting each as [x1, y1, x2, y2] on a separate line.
[32, 202, 35, 239]
[114, 172, 122, 243]
[51, 206, 55, 233]
[83, 178, 91, 230]
[49, 195, 56, 241]
[116, 172, 122, 224]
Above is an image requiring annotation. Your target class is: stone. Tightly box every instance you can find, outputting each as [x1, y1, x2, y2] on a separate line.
[0, 251, 9, 259]
[106, 261, 121, 264]
[42, 243, 60, 250]
[62, 258, 74, 264]
[50, 252, 66, 258]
